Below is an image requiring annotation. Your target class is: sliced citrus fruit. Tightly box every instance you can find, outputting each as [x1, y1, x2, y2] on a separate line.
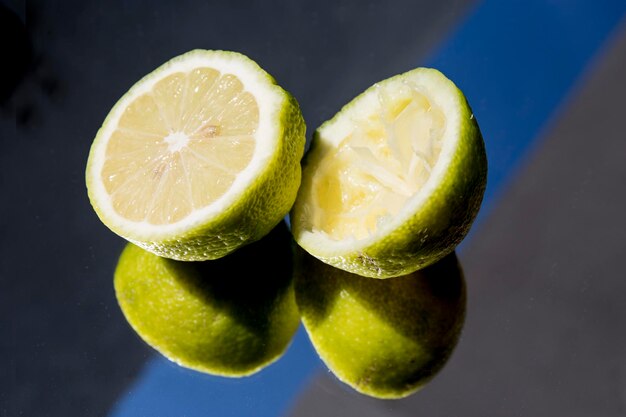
[86, 50, 305, 260]
[291, 68, 486, 278]
[114, 222, 300, 377]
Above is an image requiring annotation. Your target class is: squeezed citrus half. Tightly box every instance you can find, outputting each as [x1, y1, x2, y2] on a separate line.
[86, 50, 305, 260]
[291, 68, 486, 278]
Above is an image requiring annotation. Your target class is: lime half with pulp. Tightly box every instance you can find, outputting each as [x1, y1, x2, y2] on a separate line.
[87, 50, 306, 261]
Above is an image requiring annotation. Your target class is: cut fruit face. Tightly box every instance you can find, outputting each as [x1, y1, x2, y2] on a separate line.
[87, 50, 306, 261]
[291, 67, 486, 278]
[310, 82, 446, 241]
[102, 69, 258, 225]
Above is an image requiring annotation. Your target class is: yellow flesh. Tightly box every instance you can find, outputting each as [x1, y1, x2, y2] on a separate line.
[101, 69, 259, 225]
[310, 82, 446, 240]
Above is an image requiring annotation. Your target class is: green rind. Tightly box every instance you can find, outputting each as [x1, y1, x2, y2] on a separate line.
[294, 249, 466, 399]
[87, 50, 306, 261]
[292, 68, 487, 278]
[114, 226, 299, 377]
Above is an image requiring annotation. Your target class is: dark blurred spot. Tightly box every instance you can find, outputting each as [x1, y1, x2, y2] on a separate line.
[40, 75, 60, 98]
[16, 104, 35, 127]
[0, 4, 32, 105]
[418, 252, 466, 301]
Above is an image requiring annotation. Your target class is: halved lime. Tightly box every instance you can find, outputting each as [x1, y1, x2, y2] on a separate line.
[86, 50, 305, 260]
[291, 68, 486, 278]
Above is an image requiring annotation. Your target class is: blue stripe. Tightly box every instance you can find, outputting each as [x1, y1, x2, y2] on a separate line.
[109, 329, 320, 417]
[110, 2, 626, 416]
[427, 0, 626, 216]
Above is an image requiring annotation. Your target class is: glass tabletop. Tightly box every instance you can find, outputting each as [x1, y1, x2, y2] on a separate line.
[2, 0, 625, 416]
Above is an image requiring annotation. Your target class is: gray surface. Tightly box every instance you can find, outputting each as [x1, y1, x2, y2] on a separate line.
[289, 17, 626, 417]
[0, 1, 472, 416]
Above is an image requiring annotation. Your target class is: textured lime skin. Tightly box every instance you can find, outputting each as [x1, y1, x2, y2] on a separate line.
[295, 249, 466, 399]
[114, 223, 299, 377]
[291, 68, 487, 278]
[86, 50, 306, 261]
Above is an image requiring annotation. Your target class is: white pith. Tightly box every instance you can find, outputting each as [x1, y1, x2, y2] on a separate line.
[87, 50, 284, 240]
[164, 132, 190, 152]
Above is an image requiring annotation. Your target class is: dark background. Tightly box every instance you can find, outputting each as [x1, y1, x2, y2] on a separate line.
[2, 1, 626, 416]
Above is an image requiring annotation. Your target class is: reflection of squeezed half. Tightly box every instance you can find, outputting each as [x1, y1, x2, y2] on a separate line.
[102, 69, 258, 225]
[311, 82, 446, 240]
[295, 249, 466, 399]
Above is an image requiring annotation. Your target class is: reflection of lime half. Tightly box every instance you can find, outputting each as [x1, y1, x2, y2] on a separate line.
[295, 249, 466, 399]
[292, 68, 486, 278]
[86, 50, 305, 261]
[114, 223, 300, 377]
